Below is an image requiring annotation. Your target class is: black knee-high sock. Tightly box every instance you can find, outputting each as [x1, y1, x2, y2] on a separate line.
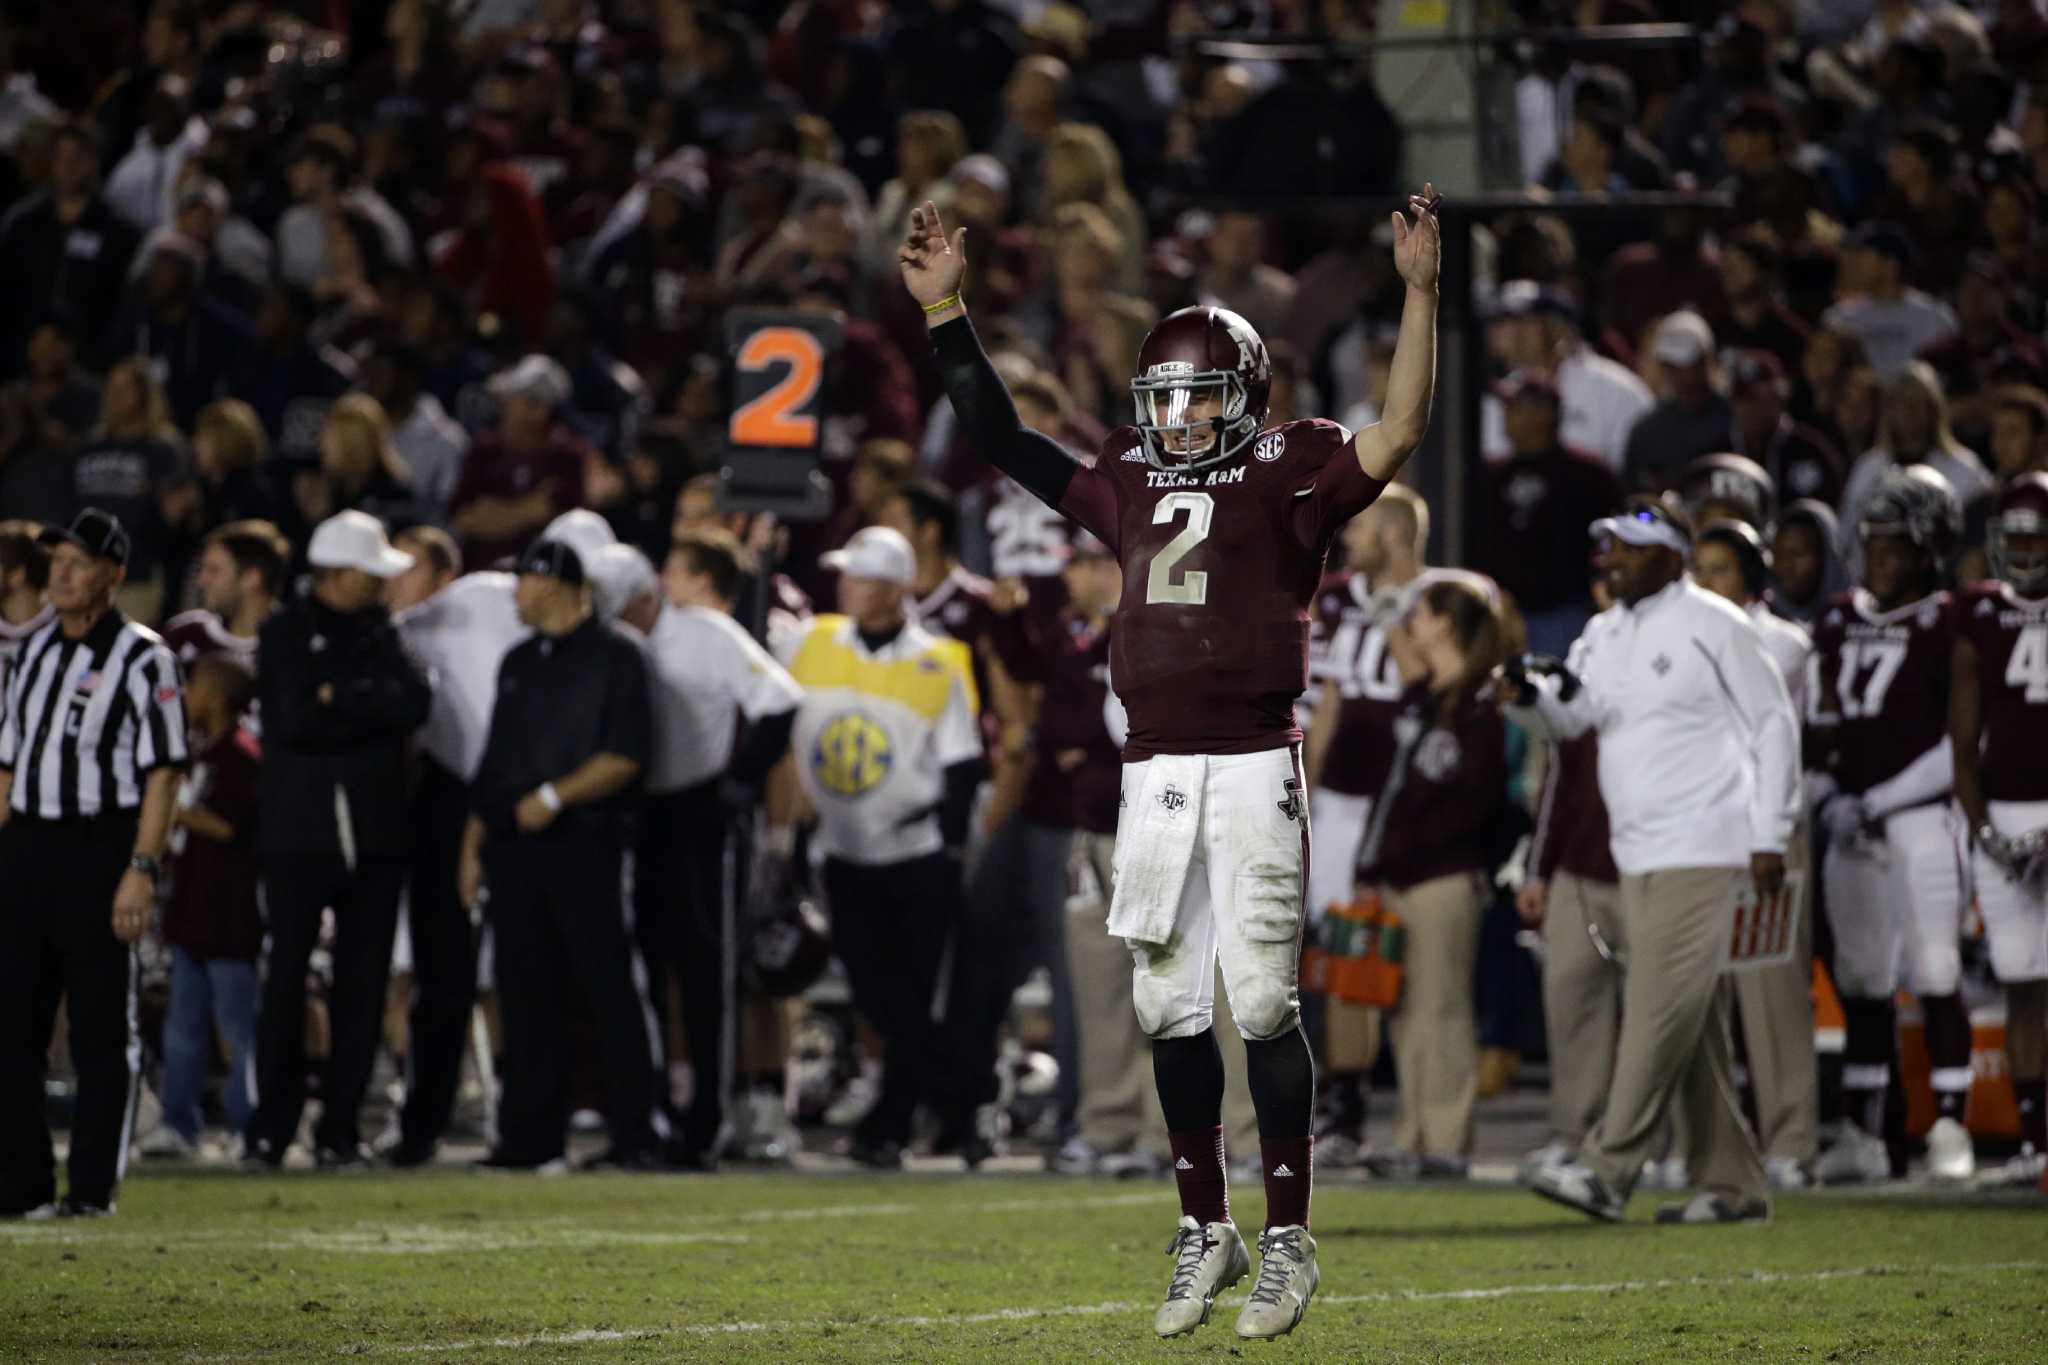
[1920, 992, 1973, 1123]
[2007, 981, 2048, 1152]
[1247, 1027, 1316, 1229]
[1155, 1031, 1228, 1225]
[1842, 996, 1895, 1135]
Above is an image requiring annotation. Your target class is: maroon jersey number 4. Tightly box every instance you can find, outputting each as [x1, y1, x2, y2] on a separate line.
[1058, 418, 1384, 759]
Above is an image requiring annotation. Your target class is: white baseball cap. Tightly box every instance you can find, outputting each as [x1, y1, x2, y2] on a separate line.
[821, 525, 915, 586]
[488, 353, 572, 409]
[1589, 502, 1691, 555]
[543, 508, 617, 558]
[587, 542, 657, 621]
[308, 510, 414, 578]
[1649, 309, 1714, 367]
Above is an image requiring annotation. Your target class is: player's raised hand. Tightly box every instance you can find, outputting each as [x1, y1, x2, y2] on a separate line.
[899, 200, 968, 309]
[1392, 182, 1441, 292]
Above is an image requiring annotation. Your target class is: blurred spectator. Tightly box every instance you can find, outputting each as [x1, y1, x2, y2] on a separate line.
[1827, 363, 1884, 466]
[114, 228, 250, 428]
[1623, 311, 1736, 493]
[582, 153, 713, 386]
[164, 518, 287, 675]
[1871, 119, 1978, 294]
[1478, 372, 1624, 656]
[227, 283, 355, 451]
[0, 522, 54, 693]
[1480, 281, 1652, 472]
[434, 162, 556, 347]
[143, 655, 261, 1159]
[1598, 211, 1726, 367]
[102, 74, 206, 234]
[1727, 350, 1847, 507]
[1361, 576, 1510, 1178]
[0, 318, 100, 513]
[1917, 255, 2048, 449]
[1661, 5, 1808, 181]
[1049, 202, 1156, 425]
[991, 55, 1069, 225]
[1042, 123, 1147, 295]
[1820, 222, 1957, 378]
[73, 356, 187, 621]
[449, 356, 592, 569]
[1958, 384, 2048, 581]
[1979, 177, 2042, 314]
[1193, 212, 1296, 346]
[864, 111, 970, 280]
[182, 400, 281, 539]
[308, 395, 430, 533]
[543, 295, 649, 465]
[274, 126, 414, 295]
[0, 120, 138, 369]
[171, 175, 269, 305]
[357, 342, 469, 519]
[945, 154, 1044, 323]
[1715, 231, 1811, 375]
[890, 0, 1022, 147]
[1838, 360, 1993, 570]
[1768, 498, 1848, 627]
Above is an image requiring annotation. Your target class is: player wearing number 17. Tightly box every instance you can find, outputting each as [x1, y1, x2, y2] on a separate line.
[900, 189, 1442, 1340]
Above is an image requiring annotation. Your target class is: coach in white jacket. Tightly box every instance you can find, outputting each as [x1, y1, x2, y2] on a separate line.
[1498, 499, 1801, 1225]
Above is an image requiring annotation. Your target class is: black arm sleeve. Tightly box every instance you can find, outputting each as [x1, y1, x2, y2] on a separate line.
[938, 757, 985, 851]
[931, 316, 1082, 509]
[728, 708, 796, 789]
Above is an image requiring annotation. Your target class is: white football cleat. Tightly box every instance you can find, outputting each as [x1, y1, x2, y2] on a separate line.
[1814, 1125, 1890, 1184]
[1154, 1216, 1249, 1338]
[1974, 1146, 2045, 1189]
[1764, 1156, 1811, 1190]
[1518, 1140, 1573, 1186]
[1925, 1117, 1976, 1183]
[1235, 1225, 1319, 1339]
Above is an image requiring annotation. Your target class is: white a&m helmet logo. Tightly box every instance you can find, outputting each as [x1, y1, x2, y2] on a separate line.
[1254, 431, 1285, 463]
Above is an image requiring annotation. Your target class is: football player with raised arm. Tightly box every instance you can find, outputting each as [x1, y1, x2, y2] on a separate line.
[900, 187, 1440, 1341]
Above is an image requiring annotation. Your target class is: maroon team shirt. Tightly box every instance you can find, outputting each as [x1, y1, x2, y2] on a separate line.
[1808, 588, 1953, 795]
[1955, 582, 2048, 802]
[1311, 571, 1407, 796]
[163, 609, 260, 675]
[1531, 732, 1619, 884]
[162, 728, 265, 962]
[1015, 610, 1121, 834]
[1361, 684, 1508, 891]
[1059, 419, 1385, 758]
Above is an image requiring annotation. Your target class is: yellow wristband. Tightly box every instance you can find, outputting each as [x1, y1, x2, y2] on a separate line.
[922, 293, 962, 316]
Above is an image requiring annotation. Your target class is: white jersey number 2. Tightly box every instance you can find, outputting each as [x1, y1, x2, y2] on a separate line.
[1146, 492, 1213, 606]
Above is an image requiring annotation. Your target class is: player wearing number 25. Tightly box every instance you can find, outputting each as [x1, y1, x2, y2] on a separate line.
[901, 187, 1442, 1341]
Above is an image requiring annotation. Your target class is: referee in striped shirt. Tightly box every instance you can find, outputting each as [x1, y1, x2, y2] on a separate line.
[0, 509, 187, 1219]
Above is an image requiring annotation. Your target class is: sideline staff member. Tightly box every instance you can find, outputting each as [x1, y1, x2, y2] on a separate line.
[462, 540, 664, 1170]
[779, 526, 983, 1169]
[1503, 499, 1799, 1225]
[0, 509, 187, 1218]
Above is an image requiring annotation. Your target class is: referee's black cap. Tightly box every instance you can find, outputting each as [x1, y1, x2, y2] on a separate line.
[40, 507, 130, 568]
[518, 538, 585, 586]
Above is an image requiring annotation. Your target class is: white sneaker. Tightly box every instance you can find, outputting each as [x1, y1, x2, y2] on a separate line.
[1974, 1147, 2046, 1188]
[1154, 1216, 1249, 1338]
[1765, 1156, 1811, 1190]
[1314, 1132, 1367, 1168]
[136, 1127, 198, 1160]
[1519, 1140, 1573, 1185]
[824, 1068, 880, 1127]
[1925, 1117, 1976, 1182]
[734, 1089, 799, 1165]
[1050, 1135, 1100, 1175]
[1814, 1125, 1890, 1184]
[1235, 1225, 1320, 1339]
[1099, 1150, 1166, 1180]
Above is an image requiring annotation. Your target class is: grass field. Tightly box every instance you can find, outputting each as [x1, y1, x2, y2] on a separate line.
[5, 1169, 2047, 1362]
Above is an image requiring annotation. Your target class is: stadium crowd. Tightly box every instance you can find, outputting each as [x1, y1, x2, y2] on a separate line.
[3, 0, 2048, 1215]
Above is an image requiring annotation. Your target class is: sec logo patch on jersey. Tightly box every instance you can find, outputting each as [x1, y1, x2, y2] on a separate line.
[1254, 431, 1286, 463]
[812, 711, 893, 797]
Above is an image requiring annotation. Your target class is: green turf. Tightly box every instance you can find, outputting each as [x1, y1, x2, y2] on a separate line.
[4, 1169, 2046, 1362]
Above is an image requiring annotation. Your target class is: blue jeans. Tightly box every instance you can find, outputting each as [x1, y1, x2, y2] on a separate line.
[162, 946, 260, 1141]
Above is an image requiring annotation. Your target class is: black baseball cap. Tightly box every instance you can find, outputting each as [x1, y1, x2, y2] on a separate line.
[518, 539, 585, 586]
[40, 507, 130, 567]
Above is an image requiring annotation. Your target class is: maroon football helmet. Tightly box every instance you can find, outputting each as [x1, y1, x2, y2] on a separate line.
[1130, 305, 1271, 472]
[1677, 452, 1776, 530]
[1990, 471, 2048, 594]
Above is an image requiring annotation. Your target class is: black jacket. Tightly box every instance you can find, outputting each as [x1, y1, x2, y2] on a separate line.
[256, 587, 433, 859]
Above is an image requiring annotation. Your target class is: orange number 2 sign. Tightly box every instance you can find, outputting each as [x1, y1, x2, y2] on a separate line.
[730, 326, 825, 448]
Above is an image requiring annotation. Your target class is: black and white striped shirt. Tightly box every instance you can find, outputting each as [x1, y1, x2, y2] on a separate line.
[0, 609, 188, 819]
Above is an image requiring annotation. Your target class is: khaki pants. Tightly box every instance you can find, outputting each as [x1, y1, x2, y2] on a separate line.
[1540, 871, 1624, 1146]
[1066, 833, 1256, 1161]
[1583, 867, 1767, 1203]
[1729, 824, 1818, 1164]
[1383, 872, 1488, 1158]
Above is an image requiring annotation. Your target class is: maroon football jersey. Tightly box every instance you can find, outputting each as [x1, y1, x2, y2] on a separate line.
[1809, 588, 1953, 795]
[1058, 419, 1384, 758]
[1955, 581, 2048, 802]
[1019, 611, 1121, 834]
[1310, 571, 1406, 797]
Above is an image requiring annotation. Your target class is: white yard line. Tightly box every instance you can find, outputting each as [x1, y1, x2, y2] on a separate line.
[222, 1258, 2039, 1357]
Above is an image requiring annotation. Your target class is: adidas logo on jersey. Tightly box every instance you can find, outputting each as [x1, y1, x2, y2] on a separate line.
[1120, 447, 1147, 462]
[1174, 1157, 1195, 1170]
[1271, 1163, 1296, 1177]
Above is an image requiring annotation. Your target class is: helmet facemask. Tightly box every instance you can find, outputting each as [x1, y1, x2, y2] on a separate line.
[1133, 365, 1254, 473]
[1992, 511, 2048, 595]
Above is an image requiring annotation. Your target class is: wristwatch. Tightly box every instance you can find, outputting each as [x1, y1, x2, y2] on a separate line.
[129, 854, 162, 882]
